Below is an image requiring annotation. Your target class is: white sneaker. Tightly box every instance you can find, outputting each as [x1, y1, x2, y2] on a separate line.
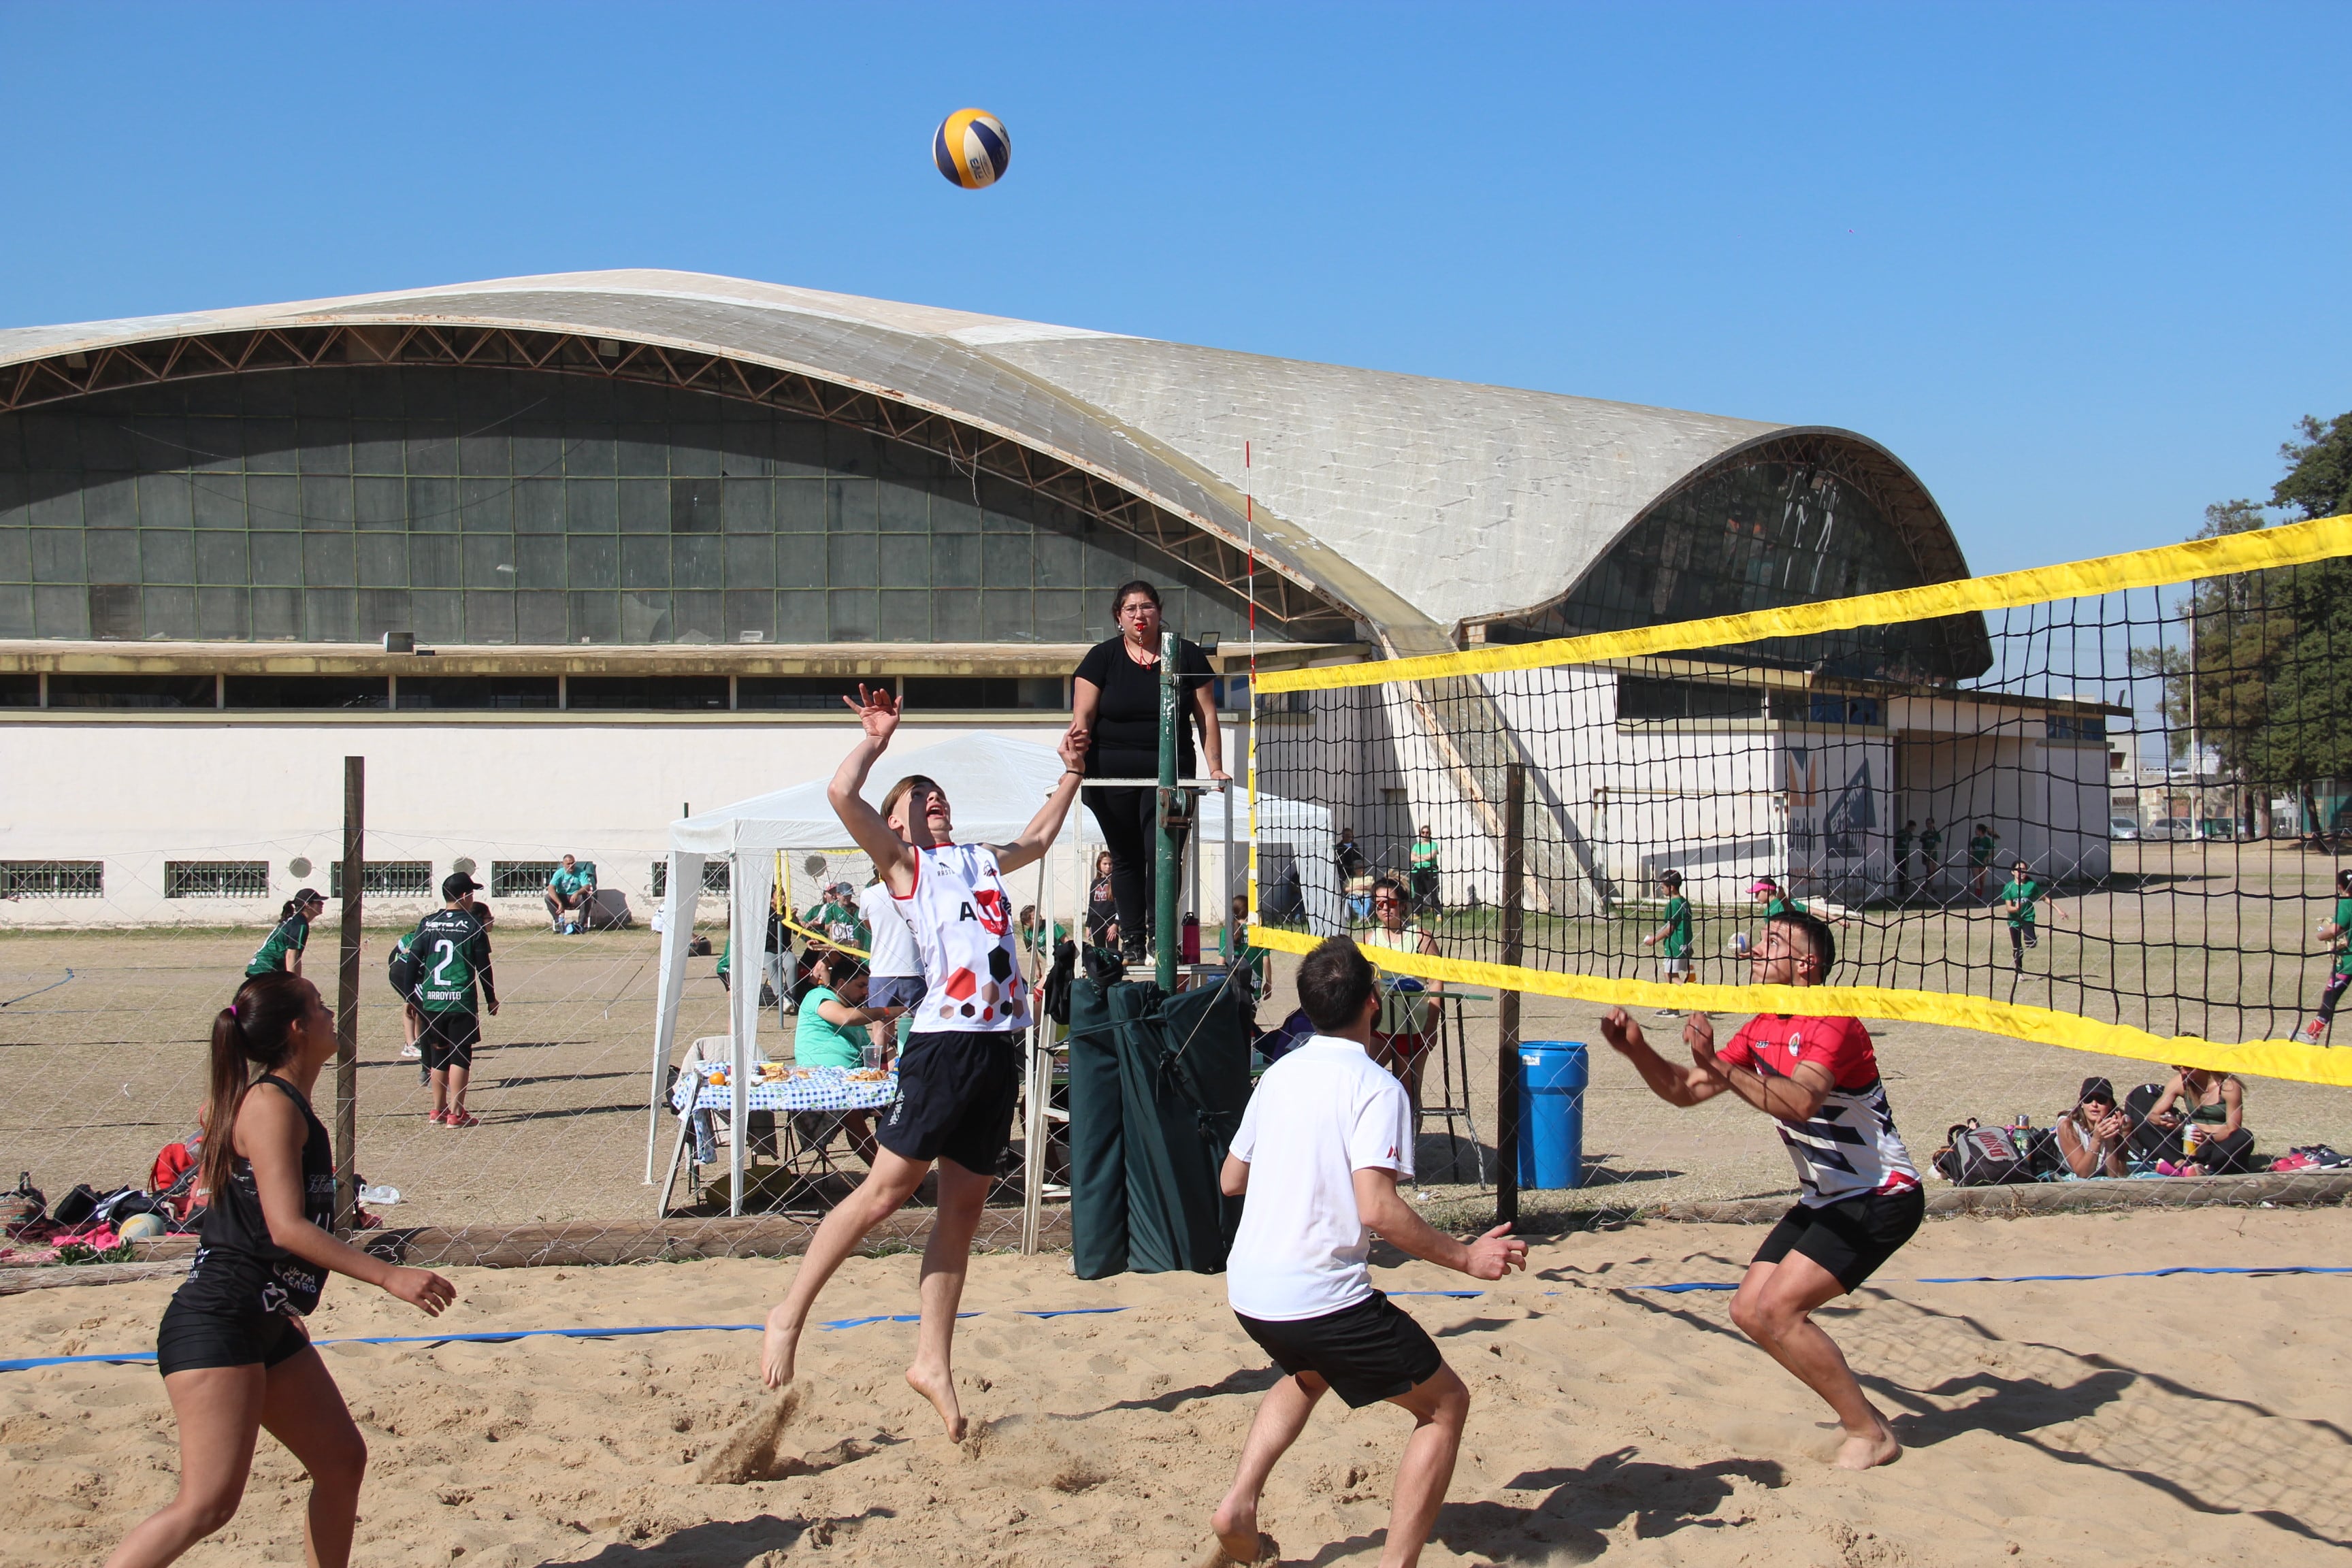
[398, 1043, 422, 1060]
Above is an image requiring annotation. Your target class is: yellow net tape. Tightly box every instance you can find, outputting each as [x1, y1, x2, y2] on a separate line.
[1256, 511, 2352, 693]
[776, 849, 872, 962]
[1247, 924, 2352, 1088]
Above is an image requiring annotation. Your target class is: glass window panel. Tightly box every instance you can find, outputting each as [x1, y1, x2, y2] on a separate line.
[251, 585, 301, 640]
[33, 529, 84, 583]
[722, 479, 771, 534]
[299, 475, 355, 528]
[242, 372, 299, 416]
[459, 431, 508, 476]
[299, 419, 351, 474]
[510, 422, 564, 476]
[51, 672, 214, 705]
[617, 426, 668, 476]
[225, 674, 388, 708]
[878, 439, 943, 485]
[565, 478, 617, 532]
[568, 591, 618, 642]
[399, 674, 557, 710]
[117, 415, 183, 471]
[460, 476, 512, 532]
[738, 674, 864, 709]
[189, 418, 242, 474]
[137, 473, 194, 529]
[352, 420, 404, 472]
[723, 589, 772, 642]
[355, 476, 406, 529]
[828, 589, 877, 641]
[774, 419, 824, 476]
[567, 535, 617, 590]
[0, 528, 27, 582]
[775, 590, 826, 641]
[878, 589, 930, 638]
[192, 474, 246, 529]
[983, 532, 1034, 587]
[568, 675, 731, 709]
[672, 534, 719, 590]
[86, 529, 137, 582]
[672, 589, 721, 642]
[462, 534, 512, 588]
[825, 425, 877, 474]
[1036, 531, 1084, 587]
[35, 584, 88, 637]
[197, 586, 250, 640]
[932, 532, 979, 587]
[304, 587, 354, 642]
[670, 477, 721, 534]
[932, 585, 981, 642]
[564, 422, 615, 476]
[620, 590, 671, 640]
[982, 506, 1027, 535]
[982, 590, 1035, 639]
[408, 589, 463, 644]
[244, 419, 297, 472]
[0, 468, 23, 525]
[877, 480, 928, 532]
[0, 585, 31, 638]
[828, 531, 876, 587]
[723, 534, 774, 589]
[406, 476, 457, 531]
[621, 535, 670, 590]
[249, 532, 301, 587]
[197, 532, 247, 585]
[406, 422, 456, 476]
[22, 415, 79, 469]
[517, 590, 566, 644]
[1036, 588, 1083, 640]
[142, 530, 195, 584]
[877, 540, 930, 588]
[28, 478, 79, 528]
[84, 474, 137, 527]
[775, 479, 823, 532]
[78, 419, 135, 470]
[719, 419, 770, 478]
[514, 478, 563, 533]
[828, 478, 877, 532]
[513, 534, 564, 589]
[463, 589, 514, 643]
[777, 536, 825, 590]
[670, 423, 723, 476]
[245, 475, 299, 527]
[932, 493, 981, 534]
[357, 588, 406, 641]
[408, 534, 459, 589]
[618, 479, 667, 533]
[355, 533, 407, 587]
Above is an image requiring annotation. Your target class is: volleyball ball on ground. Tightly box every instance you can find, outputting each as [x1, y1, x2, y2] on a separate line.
[118, 1211, 167, 1242]
[934, 108, 1010, 189]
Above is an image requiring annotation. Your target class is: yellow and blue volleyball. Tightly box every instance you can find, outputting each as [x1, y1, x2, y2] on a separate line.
[933, 108, 1011, 189]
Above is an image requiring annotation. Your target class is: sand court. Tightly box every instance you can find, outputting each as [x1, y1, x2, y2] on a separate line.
[3, 1205, 2348, 1567]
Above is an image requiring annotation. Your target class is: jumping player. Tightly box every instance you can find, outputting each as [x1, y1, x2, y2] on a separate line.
[1600, 908, 1921, 1470]
[759, 685, 1087, 1438]
[103, 971, 455, 1568]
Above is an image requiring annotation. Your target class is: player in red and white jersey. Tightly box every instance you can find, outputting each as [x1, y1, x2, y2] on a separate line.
[760, 685, 1088, 1441]
[1601, 907, 1921, 1471]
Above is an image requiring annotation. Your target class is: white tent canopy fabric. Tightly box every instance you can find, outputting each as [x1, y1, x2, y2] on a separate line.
[642, 732, 1339, 1211]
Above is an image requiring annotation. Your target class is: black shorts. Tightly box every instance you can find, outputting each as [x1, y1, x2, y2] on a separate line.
[876, 1029, 1018, 1173]
[1754, 1186, 1925, 1292]
[156, 1296, 310, 1377]
[417, 1009, 480, 1071]
[1237, 1292, 1443, 1409]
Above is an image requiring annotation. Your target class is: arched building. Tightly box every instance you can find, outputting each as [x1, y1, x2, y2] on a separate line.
[0, 270, 2101, 922]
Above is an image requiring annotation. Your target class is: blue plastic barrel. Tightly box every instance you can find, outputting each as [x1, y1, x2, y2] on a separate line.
[1517, 1041, 1588, 1190]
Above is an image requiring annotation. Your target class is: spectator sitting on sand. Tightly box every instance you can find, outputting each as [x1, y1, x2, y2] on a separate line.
[2054, 1076, 2129, 1178]
[2149, 1066, 2258, 1175]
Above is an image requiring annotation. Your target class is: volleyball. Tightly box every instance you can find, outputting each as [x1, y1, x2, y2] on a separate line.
[933, 108, 1010, 189]
[118, 1211, 167, 1241]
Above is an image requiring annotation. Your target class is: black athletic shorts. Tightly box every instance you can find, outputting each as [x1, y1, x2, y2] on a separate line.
[1237, 1292, 1443, 1409]
[1753, 1186, 1925, 1292]
[417, 1009, 480, 1071]
[877, 1029, 1019, 1173]
[156, 1296, 310, 1377]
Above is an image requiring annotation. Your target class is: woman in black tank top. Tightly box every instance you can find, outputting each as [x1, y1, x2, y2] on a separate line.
[106, 972, 457, 1568]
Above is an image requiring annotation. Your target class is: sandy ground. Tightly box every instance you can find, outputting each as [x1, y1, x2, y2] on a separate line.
[3, 1206, 2350, 1567]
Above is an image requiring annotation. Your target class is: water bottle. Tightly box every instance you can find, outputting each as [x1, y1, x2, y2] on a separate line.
[1181, 912, 1200, 964]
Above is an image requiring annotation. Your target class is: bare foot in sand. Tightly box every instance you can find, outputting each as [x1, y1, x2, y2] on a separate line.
[906, 1360, 965, 1441]
[1833, 1421, 1901, 1469]
[761, 1303, 802, 1390]
[1206, 1497, 1275, 1565]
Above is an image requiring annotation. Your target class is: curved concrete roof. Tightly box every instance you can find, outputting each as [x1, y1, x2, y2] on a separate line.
[0, 270, 1967, 655]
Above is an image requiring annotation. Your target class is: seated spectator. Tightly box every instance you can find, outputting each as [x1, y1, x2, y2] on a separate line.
[2054, 1075, 2130, 1178]
[802, 881, 868, 953]
[793, 949, 891, 1164]
[545, 854, 596, 932]
[2151, 1065, 2258, 1175]
[1220, 892, 1269, 1003]
[2122, 1081, 2185, 1166]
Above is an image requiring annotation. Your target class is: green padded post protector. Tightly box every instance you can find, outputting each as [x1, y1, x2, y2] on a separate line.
[1068, 973, 1252, 1278]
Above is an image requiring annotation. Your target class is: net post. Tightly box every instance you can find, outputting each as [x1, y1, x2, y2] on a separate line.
[1156, 629, 1180, 990]
[1496, 762, 1524, 1228]
[333, 755, 363, 1239]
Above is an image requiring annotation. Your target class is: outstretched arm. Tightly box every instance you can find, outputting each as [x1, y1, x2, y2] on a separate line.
[991, 727, 1089, 875]
[830, 686, 918, 893]
[1352, 1166, 1525, 1279]
[1599, 1007, 1725, 1106]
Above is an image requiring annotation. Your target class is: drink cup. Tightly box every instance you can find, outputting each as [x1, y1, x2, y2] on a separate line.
[862, 1042, 883, 1072]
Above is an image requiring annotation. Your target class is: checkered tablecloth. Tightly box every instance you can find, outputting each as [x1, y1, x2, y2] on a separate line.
[671, 1064, 899, 1115]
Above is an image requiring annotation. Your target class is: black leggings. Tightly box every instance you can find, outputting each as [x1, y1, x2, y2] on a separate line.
[2009, 923, 2039, 968]
[2187, 1127, 2258, 1174]
[2319, 969, 2351, 1025]
[1085, 784, 1190, 955]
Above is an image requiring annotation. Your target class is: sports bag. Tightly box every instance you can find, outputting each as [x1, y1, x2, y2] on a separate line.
[1933, 1121, 2040, 1186]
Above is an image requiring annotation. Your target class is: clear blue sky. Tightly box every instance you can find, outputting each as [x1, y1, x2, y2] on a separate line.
[3, 2, 2344, 576]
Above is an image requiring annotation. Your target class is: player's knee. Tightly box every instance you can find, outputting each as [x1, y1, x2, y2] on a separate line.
[180, 1486, 244, 1537]
[1423, 1365, 1471, 1424]
[315, 1426, 368, 1486]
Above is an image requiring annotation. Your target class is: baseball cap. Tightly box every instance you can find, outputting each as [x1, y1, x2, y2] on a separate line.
[1747, 878, 1780, 895]
[2076, 1075, 2116, 1105]
[442, 872, 484, 900]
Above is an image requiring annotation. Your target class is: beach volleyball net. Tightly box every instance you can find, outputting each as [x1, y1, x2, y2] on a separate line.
[1248, 514, 2352, 1102]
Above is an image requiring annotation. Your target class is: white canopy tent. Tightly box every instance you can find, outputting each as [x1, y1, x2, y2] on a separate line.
[642, 732, 1340, 1215]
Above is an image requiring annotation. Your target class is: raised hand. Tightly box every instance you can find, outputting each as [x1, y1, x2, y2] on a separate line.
[1683, 1011, 1718, 1068]
[1462, 1223, 1528, 1280]
[1599, 1005, 1645, 1056]
[841, 683, 902, 743]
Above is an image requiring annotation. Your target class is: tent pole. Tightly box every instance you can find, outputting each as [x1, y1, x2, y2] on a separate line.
[1156, 630, 1180, 991]
[645, 848, 700, 1183]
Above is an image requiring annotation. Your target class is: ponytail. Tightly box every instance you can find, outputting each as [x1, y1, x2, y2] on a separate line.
[281, 887, 323, 924]
[197, 971, 314, 1202]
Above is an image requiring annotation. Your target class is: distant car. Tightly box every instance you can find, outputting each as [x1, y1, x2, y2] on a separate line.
[2110, 817, 2140, 840]
[2140, 819, 2191, 841]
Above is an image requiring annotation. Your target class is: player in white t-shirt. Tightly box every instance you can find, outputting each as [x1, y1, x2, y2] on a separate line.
[1600, 906, 1920, 1471]
[857, 875, 922, 1060]
[759, 685, 1088, 1442]
[1209, 937, 1525, 1568]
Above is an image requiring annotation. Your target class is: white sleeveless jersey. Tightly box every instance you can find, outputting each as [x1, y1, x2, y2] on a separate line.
[898, 842, 1029, 1033]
